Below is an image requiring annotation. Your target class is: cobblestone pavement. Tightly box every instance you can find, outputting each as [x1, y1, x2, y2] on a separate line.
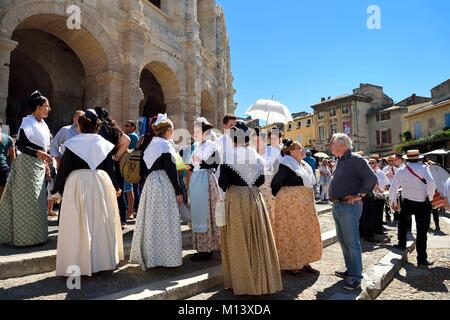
[190, 214, 403, 300]
[377, 215, 450, 300]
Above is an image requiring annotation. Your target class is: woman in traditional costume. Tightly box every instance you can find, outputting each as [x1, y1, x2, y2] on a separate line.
[259, 127, 283, 226]
[0, 90, 52, 247]
[130, 114, 183, 270]
[51, 109, 124, 277]
[188, 118, 221, 261]
[219, 121, 282, 296]
[271, 139, 322, 275]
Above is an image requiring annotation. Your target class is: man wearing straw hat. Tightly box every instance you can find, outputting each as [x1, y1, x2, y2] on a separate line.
[389, 150, 436, 266]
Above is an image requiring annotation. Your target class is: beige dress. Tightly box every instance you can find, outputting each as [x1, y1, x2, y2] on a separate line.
[56, 170, 124, 276]
[274, 186, 322, 271]
[221, 185, 282, 296]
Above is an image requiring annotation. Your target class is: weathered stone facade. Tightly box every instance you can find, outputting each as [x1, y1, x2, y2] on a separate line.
[312, 84, 393, 154]
[0, 0, 235, 133]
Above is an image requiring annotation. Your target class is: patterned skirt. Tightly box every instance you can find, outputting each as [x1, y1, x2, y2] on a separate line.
[274, 186, 323, 271]
[0, 153, 47, 246]
[221, 186, 282, 296]
[130, 170, 182, 270]
[259, 176, 276, 229]
[192, 171, 221, 253]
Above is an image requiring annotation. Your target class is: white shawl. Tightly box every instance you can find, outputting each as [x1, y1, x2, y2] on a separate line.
[191, 140, 218, 171]
[143, 137, 177, 170]
[224, 146, 265, 187]
[280, 155, 316, 188]
[19, 115, 51, 151]
[64, 134, 115, 171]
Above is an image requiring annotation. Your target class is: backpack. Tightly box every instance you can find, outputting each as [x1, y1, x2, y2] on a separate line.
[120, 149, 141, 184]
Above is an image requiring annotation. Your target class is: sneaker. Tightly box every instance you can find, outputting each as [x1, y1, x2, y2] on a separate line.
[394, 244, 406, 251]
[343, 279, 361, 291]
[335, 271, 349, 279]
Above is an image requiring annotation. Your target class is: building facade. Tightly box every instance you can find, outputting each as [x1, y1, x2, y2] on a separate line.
[0, 0, 235, 134]
[404, 79, 450, 140]
[312, 83, 393, 154]
[367, 106, 408, 156]
[284, 112, 315, 148]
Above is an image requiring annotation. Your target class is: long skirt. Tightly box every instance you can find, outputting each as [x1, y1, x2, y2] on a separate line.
[221, 186, 282, 296]
[0, 153, 47, 246]
[56, 170, 124, 277]
[259, 176, 276, 229]
[192, 171, 221, 253]
[274, 186, 322, 271]
[130, 170, 182, 270]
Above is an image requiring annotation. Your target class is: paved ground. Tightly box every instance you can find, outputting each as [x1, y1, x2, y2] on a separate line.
[377, 215, 450, 300]
[0, 205, 333, 300]
[189, 217, 402, 300]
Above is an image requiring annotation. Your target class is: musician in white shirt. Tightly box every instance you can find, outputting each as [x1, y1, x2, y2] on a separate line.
[389, 150, 436, 266]
[383, 156, 397, 184]
[369, 159, 390, 235]
[215, 114, 237, 162]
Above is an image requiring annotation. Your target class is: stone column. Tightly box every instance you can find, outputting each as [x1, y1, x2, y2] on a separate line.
[0, 37, 18, 123]
[122, 0, 147, 124]
[83, 70, 124, 126]
[184, 0, 202, 132]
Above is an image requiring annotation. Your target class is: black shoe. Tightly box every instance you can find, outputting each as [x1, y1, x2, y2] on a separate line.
[302, 265, 320, 275]
[343, 279, 361, 291]
[190, 252, 213, 262]
[394, 244, 406, 250]
[335, 271, 349, 279]
[364, 237, 379, 243]
[418, 260, 434, 267]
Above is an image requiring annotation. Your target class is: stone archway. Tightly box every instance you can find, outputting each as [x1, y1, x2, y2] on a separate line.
[7, 29, 85, 134]
[0, 1, 122, 132]
[201, 90, 215, 125]
[139, 61, 181, 128]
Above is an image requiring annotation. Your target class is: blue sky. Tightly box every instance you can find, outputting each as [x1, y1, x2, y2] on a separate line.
[217, 0, 450, 118]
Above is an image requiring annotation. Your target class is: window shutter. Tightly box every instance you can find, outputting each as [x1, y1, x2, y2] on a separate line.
[387, 129, 392, 144]
[376, 130, 381, 145]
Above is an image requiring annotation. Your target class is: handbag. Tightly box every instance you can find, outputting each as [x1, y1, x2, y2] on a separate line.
[215, 200, 226, 227]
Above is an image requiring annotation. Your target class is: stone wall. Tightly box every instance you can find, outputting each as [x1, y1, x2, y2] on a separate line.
[0, 0, 235, 133]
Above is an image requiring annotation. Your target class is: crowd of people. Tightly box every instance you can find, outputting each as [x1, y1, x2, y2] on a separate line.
[0, 90, 449, 295]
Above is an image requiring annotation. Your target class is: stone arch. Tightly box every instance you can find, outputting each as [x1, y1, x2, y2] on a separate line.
[1, 1, 123, 132]
[0, 1, 122, 74]
[201, 89, 216, 125]
[139, 60, 182, 128]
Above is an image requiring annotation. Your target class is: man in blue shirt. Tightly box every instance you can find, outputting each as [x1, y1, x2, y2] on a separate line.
[304, 150, 317, 175]
[304, 150, 318, 198]
[50, 110, 85, 169]
[124, 120, 140, 219]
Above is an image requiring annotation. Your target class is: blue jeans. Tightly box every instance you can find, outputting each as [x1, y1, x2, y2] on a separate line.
[332, 202, 363, 282]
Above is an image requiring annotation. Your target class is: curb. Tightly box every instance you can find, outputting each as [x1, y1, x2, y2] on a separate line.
[358, 239, 416, 300]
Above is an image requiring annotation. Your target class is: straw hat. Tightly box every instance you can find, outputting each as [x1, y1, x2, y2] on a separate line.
[403, 150, 423, 161]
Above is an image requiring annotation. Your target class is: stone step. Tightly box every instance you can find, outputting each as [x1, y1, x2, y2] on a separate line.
[188, 221, 415, 300]
[0, 225, 192, 281]
[0, 250, 221, 300]
[94, 229, 338, 300]
[0, 206, 332, 281]
[0, 207, 335, 300]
